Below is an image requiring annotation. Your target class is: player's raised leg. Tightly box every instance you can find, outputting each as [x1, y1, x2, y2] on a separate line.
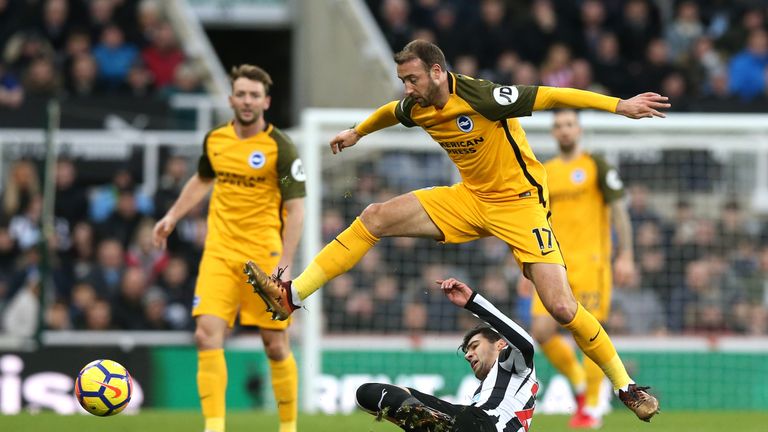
[526, 263, 659, 421]
[245, 192, 441, 320]
[195, 315, 229, 432]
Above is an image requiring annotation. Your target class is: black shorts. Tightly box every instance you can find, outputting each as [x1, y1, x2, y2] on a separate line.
[408, 388, 497, 432]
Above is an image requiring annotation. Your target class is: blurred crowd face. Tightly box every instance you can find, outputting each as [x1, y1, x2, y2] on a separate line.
[44, 0, 68, 29]
[98, 239, 124, 268]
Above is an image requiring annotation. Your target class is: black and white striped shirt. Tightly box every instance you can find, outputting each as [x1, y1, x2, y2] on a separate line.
[466, 292, 538, 432]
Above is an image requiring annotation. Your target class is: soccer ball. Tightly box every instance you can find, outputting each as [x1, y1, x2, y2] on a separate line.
[74, 359, 133, 416]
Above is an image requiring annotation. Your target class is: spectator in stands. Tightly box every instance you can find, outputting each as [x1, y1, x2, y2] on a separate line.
[66, 53, 102, 97]
[84, 238, 125, 298]
[83, 297, 113, 330]
[68, 221, 96, 281]
[635, 38, 674, 93]
[570, 58, 604, 93]
[608, 274, 666, 335]
[0, 225, 18, 276]
[684, 36, 725, 97]
[323, 273, 355, 331]
[2, 160, 39, 220]
[54, 158, 89, 227]
[98, 189, 144, 248]
[121, 59, 154, 96]
[154, 155, 190, 219]
[432, 3, 463, 64]
[371, 274, 403, 333]
[92, 23, 139, 88]
[1, 270, 40, 337]
[135, 0, 164, 47]
[379, 0, 412, 51]
[141, 21, 184, 88]
[0, 61, 23, 108]
[111, 266, 150, 329]
[62, 28, 92, 65]
[160, 63, 204, 129]
[8, 194, 43, 251]
[618, 0, 661, 66]
[37, 0, 70, 51]
[0, 0, 23, 52]
[126, 219, 168, 282]
[717, 7, 764, 56]
[70, 280, 97, 329]
[156, 255, 193, 329]
[511, 61, 539, 86]
[88, 0, 118, 42]
[452, 54, 479, 77]
[593, 32, 632, 97]
[718, 200, 759, 258]
[517, 0, 571, 66]
[660, 70, 690, 111]
[45, 300, 72, 330]
[665, 0, 704, 63]
[466, 0, 515, 70]
[143, 288, 171, 330]
[3, 30, 55, 74]
[574, 0, 609, 60]
[89, 167, 153, 222]
[728, 28, 768, 101]
[539, 43, 574, 88]
[22, 55, 60, 97]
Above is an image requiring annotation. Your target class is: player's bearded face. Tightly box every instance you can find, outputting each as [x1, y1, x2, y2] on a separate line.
[230, 78, 270, 126]
[397, 60, 440, 107]
[552, 113, 582, 154]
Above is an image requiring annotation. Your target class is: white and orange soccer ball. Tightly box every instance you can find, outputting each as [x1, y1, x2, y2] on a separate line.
[74, 359, 133, 416]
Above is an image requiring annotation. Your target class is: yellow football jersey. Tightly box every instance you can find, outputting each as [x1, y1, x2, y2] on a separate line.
[545, 152, 624, 265]
[197, 122, 306, 262]
[394, 73, 547, 203]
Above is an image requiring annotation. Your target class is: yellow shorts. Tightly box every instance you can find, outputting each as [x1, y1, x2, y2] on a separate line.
[192, 253, 290, 330]
[413, 183, 565, 268]
[531, 261, 612, 321]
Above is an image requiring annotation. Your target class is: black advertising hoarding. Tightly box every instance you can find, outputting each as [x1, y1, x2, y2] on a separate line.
[0, 347, 151, 414]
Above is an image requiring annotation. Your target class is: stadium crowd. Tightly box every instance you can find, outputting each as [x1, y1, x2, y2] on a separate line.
[0, 152, 766, 337]
[367, 0, 768, 111]
[0, 0, 203, 111]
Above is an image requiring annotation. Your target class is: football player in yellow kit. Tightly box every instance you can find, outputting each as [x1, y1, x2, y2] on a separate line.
[246, 40, 663, 422]
[154, 65, 305, 432]
[530, 109, 636, 428]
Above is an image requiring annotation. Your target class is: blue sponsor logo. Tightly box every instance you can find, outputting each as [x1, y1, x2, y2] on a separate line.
[571, 168, 586, 184]
[456, 115, 473, 133]
[249, 151, 266, 169]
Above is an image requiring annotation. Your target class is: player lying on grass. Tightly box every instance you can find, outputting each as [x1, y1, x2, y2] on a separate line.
[355, 278, 537, 432]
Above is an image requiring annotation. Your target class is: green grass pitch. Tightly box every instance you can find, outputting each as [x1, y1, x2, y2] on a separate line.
[2, 410, 767, 432]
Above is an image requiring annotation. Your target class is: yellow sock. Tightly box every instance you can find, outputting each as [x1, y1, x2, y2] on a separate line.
[269, 353, 298, 430]
[293, 217, 379, 300]
[563, 303, 632, 390]
[584, 356, 604, 408]
[540, 334, 586, 393]
[198, 349, 227, 432]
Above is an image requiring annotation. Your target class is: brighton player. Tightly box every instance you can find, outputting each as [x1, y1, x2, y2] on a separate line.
[529, 108, 636, 428]
[246, 40, 663, 421]
[154, 65, 305, 432]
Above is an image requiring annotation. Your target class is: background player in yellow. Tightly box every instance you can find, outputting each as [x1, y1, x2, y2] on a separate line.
[245, 40, 663, 421]
[153, 65, 306, 432]
[529, 109, 636, 429]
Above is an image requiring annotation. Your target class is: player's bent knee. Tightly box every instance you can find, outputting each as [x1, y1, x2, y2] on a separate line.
[549, 302, 577, 324]
[360, 203, 386, 236]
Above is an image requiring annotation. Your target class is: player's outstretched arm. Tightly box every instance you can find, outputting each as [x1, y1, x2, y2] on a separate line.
[329, 101, 400, 154]
[437, 278, 535, 366]
[152, 174, 213, 249]
[533, 87, 670, 119]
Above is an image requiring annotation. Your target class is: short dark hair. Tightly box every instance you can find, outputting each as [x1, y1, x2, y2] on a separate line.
[460, 324, 501, 353]
[393, 40, 447, 72]
[230, 64, 273, 94]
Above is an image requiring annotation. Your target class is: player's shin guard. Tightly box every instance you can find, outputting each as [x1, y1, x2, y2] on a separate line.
[198, 349, 227, 432]
[293, 217, 379, 301]
[564, 303, 632, 390]
[540, 334, 586, 394]
[584, 355, 605, 410]
[268, 353, 298, 432]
